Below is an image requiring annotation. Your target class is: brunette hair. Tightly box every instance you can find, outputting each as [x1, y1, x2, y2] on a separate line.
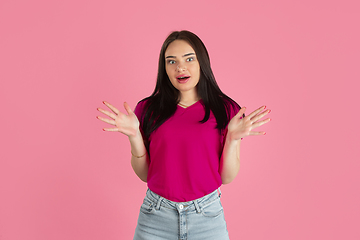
[139, 30, 241, 140]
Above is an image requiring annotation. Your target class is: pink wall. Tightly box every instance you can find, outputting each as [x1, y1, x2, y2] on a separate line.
[1, 0, 359, 239]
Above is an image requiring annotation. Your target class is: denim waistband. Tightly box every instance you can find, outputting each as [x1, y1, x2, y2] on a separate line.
[145, 188, 221, 213]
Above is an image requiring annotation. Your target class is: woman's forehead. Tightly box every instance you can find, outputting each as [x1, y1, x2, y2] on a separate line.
[165, 40, 195, 57]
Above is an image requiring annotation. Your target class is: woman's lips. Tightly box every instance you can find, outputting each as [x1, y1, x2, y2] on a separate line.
[177, 77, 190, 83]
[176, 74, 190, 83]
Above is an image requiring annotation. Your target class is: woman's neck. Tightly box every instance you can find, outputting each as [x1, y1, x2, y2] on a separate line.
[178, 90, 200, 105]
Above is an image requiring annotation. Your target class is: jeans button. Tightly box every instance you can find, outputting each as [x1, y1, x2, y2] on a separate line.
[179, 204, 184, 210]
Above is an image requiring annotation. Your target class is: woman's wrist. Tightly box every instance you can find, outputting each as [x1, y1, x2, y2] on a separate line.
[128, 128, 142, 140]
[225, 133, 242, 145]
[128, 128, 147, 158]
[131, 151, 147, 158]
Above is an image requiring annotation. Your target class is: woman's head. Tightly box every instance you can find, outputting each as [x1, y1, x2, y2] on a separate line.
[154, 30, 217, 100]
[141, 30, 240, 139]
[164, 39, 200, 97]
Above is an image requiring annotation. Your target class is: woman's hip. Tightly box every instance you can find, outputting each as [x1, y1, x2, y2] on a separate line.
[133, 188, 229, 240]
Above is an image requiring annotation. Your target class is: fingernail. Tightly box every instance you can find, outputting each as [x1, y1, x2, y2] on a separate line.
[96, 116, 99, 119]
[268, 110, 271, 113]
[103, 101, 106, 104]
[264, 106, 266, 109]
[264, 132, 266, 135]
[103, 129, 105, 131]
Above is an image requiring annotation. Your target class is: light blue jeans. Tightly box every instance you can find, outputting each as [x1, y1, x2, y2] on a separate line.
[133, 188, 230, 240]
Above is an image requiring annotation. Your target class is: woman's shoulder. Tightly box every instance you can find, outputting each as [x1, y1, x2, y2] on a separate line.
[136, 97, 148, 107]
[135, 97, 150, 117]
[134, 96, 156, 118]
[221, 96, 241, 115]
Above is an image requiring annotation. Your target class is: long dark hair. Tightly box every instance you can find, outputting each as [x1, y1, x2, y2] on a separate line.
[139, 30, 241, 140]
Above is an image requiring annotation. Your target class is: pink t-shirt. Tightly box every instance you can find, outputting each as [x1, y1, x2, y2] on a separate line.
[135, 99, 239, 202]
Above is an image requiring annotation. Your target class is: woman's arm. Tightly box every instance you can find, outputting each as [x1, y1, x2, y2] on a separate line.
[97, 101, 149, 182]
[220, 105, 271, 184]
[129, 130, 149, 182]
[220, 137, 241, 184]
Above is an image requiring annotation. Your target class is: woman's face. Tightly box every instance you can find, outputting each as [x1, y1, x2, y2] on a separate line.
[164, 40, 200, 97]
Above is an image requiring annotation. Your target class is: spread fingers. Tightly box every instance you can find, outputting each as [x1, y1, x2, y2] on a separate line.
[96, 116, 117, 126]
[247, 105, 266, 119]
[97, 108, 117, 119]
[103, 101, 120, 115]
[250, 109, 271, 123]
[251, 118, 271, 129]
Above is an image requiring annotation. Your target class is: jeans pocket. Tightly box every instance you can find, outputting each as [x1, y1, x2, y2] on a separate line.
[201, 198, 224, 218]
[139, 197, 156, 214]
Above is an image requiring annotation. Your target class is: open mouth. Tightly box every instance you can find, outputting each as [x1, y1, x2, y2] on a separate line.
[176, 75, 190, 83]
[177, 76, 190, 80]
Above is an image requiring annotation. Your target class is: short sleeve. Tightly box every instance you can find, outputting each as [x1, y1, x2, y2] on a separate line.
[134, 100, 146, 124]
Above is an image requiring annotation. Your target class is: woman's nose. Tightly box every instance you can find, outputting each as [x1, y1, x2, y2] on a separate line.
[176, 64, 186, 71]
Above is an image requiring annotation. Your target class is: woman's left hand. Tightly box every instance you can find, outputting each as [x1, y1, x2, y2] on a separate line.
[227, 106, 271, 141]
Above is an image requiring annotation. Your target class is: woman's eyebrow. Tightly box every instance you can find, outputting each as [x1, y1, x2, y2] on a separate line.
[165, 53, 195, 59]
[182, 53, 195, 57]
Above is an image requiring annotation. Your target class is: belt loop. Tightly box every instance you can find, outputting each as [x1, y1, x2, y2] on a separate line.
[156, 196, 163, 210]
[217, 187, 222, 198]
[193, 200, 201, 213]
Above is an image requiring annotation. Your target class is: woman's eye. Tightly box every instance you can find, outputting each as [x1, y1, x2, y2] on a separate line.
[168, 60, 176, 64]
[186, 57, 194, 62]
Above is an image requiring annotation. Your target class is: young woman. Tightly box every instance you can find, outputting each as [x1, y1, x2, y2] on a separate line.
[97, 30, 271, 239]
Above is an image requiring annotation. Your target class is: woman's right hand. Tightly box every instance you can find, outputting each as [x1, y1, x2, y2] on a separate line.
[97, 101, 140, 137]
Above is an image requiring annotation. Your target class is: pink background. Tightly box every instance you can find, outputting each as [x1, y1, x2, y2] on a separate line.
[1, 0, 359, 239]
